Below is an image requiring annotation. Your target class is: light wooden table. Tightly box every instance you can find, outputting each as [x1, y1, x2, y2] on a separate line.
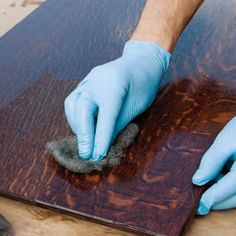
[0, 1, 236, 235]
[0, 196, 236, 236]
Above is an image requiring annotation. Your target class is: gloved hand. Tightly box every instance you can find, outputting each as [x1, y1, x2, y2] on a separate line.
[192, 116, 236, 215]
[64, 40, 171, 161]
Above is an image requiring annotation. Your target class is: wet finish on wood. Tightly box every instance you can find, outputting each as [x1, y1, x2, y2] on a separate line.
[0, 0, 236, 235]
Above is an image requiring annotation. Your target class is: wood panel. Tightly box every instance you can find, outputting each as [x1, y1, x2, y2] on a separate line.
[0, 0, 235, 235]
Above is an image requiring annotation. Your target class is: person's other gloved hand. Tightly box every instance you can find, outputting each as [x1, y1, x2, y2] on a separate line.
[64, 40, 171, 161]
[192, 116, 236, 215]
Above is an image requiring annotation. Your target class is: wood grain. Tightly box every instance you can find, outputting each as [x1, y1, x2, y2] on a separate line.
[0, 196, 134, 236]
[0, 0, 235, 235]
[1, 196, 236, 236]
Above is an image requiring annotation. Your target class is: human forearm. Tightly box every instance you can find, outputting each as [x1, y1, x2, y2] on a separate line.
[131, 0, 204, 52]
[66, 1, 203, 161]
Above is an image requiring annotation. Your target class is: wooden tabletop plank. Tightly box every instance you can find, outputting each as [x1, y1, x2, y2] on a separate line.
[0, 0, 236, 235]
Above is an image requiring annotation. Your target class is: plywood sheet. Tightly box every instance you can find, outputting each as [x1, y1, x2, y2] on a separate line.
[0, 0, 235, 235]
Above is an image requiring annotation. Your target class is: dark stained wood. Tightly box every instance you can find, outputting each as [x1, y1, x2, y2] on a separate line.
[0, 0, 235, 235]
[0, 0, 145, 107]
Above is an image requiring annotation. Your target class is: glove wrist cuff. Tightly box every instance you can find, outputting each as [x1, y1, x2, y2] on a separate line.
[123, 40, 172, 73]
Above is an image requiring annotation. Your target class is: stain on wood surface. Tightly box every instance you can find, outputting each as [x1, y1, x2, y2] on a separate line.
[0, 0, 235, 235]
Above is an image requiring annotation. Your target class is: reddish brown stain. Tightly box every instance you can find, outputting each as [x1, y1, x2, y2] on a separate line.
[0, 0, 236, 236]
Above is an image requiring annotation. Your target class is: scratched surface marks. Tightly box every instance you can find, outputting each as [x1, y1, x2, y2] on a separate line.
[0, 0, 236, 235]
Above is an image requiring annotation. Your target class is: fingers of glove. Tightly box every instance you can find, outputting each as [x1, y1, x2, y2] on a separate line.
[225, 156, 236, 172]
[217, 117, 236, 147]
[212, 195, 236, 210]
[64, 90, 78, 134]
[91, 101, 123, 161]
[192, 139, 233, 186]
[112, 98, 145, 143]
[75, 94, 97, 160]
[196, 170, 236, 215]
[232, 153, 236, 162]
[214, 173, 224, 183]
[193, 117, 236, 186]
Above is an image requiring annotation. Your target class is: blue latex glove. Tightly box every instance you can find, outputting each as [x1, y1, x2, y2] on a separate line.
[64, 40, 171, 161]
[192, 116, 236, 215]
